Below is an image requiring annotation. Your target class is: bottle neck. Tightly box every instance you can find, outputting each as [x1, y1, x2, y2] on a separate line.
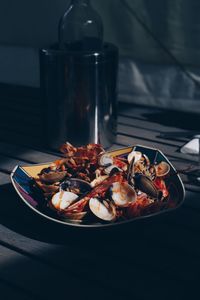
[71, 0, 90, 5]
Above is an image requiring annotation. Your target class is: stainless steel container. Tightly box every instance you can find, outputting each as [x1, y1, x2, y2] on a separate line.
[40, 43, 118, 149]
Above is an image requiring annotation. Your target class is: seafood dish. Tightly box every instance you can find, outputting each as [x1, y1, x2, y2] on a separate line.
[19, 142, 184, 225]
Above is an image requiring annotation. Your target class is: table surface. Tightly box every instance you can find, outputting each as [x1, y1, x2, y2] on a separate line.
[0, 95, 200, 300]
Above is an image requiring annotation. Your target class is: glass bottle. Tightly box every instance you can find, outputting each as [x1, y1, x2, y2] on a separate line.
[59, 0, 103, 51]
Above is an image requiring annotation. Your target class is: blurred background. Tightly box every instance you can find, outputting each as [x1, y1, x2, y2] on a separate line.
[0, 0, 200, 112]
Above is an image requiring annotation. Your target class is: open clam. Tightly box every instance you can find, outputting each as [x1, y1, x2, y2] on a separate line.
[155, 161, 170, 177]
[110, 182, 137, 207]
[49, 178, 92, 218]
[89, 198, 116, 221]
[51, 191, 78, 210]
[127, 152, 155, 181]
[99, 153, 113, 167]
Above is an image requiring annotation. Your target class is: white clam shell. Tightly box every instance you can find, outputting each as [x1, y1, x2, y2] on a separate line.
[111, 182, 137, 207]
[51, 191, 78, 210]
[89, 198, 116, 221]
[128, 151, 142, 164]
[155, 161, 170, 177]
[99, 154, 113, 166]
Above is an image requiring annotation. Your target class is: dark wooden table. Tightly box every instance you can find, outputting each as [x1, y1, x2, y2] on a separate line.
[0, 90, 200, 300]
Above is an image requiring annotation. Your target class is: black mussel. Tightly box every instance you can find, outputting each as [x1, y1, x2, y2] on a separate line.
[60, 178, 92, 196]
[133, 173, 163, 200]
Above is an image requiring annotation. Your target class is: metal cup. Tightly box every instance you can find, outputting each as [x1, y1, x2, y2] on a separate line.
[40, 43, 118, 149]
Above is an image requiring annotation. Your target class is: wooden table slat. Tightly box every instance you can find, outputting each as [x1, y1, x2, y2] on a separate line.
[0, 218, 198, 298]
[0, 110, 41, 124]
[116, 134, 197, 163]
[119, 105, 162, 120]
[0, 102, 41, 115]
[0, 155, 31, 174]
[118, 123, 184, 147]
[0, 142, 60, 165]
[118, 115, 189, 142]
[0, 172, 11, 185]
[0, 279, 35, 300]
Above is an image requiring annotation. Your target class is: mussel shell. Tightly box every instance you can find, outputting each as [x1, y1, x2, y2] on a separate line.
[134, 173, 163, 200]
[60, 178, 92, 195]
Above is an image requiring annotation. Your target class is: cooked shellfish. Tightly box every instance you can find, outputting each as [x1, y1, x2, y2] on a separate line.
[38, 170, 68, 184]
[89, 198, 116, 221]
[155, 161, 170, 177]
[51, 191, 78, 210]
[127, 150, 142, 164]
[60, 178, 91, 195]
[110, 182, 137, 207]
[99, 154, 113, 167]
[133, 173, 163, 200]
[32, 142, 174, 225]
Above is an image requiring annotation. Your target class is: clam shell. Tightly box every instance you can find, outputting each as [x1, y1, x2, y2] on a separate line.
[99, 154, 113, 166]
[89, 198, 116, 221]
[155, 161, 170, 177]
[51, 191, 78, 210]
[127, 151, 142, 164]
[111, 182, 137, 207]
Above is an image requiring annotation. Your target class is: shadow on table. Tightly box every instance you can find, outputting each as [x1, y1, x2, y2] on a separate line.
[0, 183, 199, 300]
[144, 109, 200, 131]
[0, 180, 185, 246]
[0, 182, 152, 245]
